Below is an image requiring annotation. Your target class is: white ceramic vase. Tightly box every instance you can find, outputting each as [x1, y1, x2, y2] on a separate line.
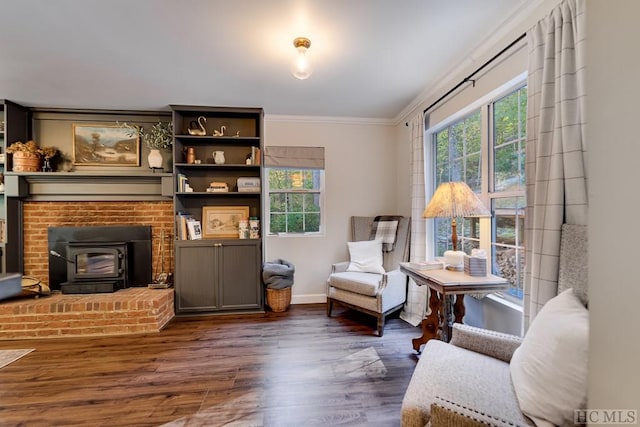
[148, 149, 163, 169]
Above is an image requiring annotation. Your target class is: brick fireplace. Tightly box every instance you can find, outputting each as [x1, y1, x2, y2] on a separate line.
[23, 200, 174, 281]
[0, 200, 176, 340]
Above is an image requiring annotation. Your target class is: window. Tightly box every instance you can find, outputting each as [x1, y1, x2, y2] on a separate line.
[434, 110, 481, 256]
[267, 168, 324, 234]
[490, 87, 527, 299]
[263, 146, 325, 236]
[430, 83, 527, 302]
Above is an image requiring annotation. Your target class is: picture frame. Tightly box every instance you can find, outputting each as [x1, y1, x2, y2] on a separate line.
[72, 124, 140, 166]
[202, 206, 249, 239]
[186, 218, 202, 240]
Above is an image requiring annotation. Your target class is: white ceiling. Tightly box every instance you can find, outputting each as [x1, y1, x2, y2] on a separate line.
[0, 0, 531, 121]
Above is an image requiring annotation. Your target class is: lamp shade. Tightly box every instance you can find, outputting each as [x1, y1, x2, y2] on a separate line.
[423, 182, 490, 219]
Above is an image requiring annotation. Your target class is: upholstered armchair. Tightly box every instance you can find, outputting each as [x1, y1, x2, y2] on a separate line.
[401, 224, 588, 427]
[326, 216, 410, 336]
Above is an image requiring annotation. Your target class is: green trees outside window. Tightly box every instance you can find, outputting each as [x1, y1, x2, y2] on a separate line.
[267, 168, 323, 234]
[431, 84, 527, 301]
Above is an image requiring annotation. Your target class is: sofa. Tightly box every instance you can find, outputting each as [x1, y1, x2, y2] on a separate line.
[401, 224, 588, 427]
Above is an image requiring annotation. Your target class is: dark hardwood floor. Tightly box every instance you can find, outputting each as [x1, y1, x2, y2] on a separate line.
[0, 304, 421, 427]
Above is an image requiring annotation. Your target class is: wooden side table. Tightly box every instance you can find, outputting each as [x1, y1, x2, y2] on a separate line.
[400, 263, 509, 352]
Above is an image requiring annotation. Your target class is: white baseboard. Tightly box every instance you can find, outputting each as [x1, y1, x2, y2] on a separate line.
[291, 293, 326, 305]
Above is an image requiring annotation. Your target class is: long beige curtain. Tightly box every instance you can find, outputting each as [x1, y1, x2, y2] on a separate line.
[523, 0, 587, 329]
[400, 112, 429, 326]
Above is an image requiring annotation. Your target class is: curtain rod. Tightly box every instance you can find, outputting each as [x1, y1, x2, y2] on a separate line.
[406, 32, 526, 126]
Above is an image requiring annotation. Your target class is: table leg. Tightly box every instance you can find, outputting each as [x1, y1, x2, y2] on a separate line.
[453, 294, 466, 324]
[441, 295, 455, 342]
[412, 289, 442, 353]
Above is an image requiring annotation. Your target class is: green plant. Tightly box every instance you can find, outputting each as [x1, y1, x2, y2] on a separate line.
[118, 121, 173, 150]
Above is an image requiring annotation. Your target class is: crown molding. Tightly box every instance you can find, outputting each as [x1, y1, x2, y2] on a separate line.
[265, 114, 395, 126]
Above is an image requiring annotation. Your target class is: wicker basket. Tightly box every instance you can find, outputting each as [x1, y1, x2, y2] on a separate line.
[12, 151, 42, 172]
[266, 287, 292, 312]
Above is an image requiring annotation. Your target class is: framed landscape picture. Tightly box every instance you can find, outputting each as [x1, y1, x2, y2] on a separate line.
[73, 124, 140, 166]
[202, 206, 249, 239]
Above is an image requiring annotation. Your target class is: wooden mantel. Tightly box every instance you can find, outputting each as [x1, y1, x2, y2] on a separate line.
[5, 171, 173, 201]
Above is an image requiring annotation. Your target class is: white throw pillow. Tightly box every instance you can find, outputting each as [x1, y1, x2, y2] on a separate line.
[510, 288, 588, 427]
[346, 239, 385, 274]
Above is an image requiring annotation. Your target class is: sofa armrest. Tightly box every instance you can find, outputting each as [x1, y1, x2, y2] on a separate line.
[449, 324, 522, 363]
[431, 397, 530, 427]
[331, 261, 350, 274]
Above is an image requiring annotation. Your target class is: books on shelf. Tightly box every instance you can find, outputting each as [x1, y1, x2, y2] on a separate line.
[176, 213, 203, 240]
[177, 174, 190, 192]
[206, 181, 229, 193]
[175, 213, 199, 240]
[250, 146, 261, 165]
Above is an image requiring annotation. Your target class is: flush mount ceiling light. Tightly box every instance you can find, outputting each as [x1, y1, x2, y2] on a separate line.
[291, 37, 313, 80]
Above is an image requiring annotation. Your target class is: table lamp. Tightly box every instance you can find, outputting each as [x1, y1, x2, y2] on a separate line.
[423, 181, 491, 270]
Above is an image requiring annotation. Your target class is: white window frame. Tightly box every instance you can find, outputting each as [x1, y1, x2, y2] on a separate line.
[264, 167, 326, 237]
[426, 72, 527, 304]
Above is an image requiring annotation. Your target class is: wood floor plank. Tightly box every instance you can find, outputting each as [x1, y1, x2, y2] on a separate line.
[0, 304, 419, 426]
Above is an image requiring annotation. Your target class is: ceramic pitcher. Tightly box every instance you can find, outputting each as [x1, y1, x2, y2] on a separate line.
[213, 151, 226, 164]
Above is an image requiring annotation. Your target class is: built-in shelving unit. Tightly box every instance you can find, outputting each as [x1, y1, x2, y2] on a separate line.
[170, 105, 264, 314]
[0, 100, 29, 273]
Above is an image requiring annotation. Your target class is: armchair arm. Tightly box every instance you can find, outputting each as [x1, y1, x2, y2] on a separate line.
[377, 269, 405, 294]
[331, 261, 350, 274]
[431, 397, 529, 427]
[449, 324, 522, 363]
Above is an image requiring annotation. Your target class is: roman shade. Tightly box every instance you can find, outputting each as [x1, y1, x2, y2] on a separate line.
[263, 146, 325, 169]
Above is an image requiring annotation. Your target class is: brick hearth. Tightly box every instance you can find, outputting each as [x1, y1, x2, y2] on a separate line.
[0, 288, 174, 340]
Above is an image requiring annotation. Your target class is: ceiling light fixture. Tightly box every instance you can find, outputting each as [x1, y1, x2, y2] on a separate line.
[291, 37, 313, 80]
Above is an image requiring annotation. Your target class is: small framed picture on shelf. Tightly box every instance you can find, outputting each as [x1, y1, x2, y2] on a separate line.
[186, 218, 202, 240]
[202, 206, 250, 239]
[72, 124, 140, 166]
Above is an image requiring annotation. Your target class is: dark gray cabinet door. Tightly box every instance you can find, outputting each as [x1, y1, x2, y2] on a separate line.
[175, 244, 217, 312]
[219, 240, 261, 310]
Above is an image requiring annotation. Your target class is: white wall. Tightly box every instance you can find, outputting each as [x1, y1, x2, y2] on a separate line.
[586, 0, 640, 410]
[264, 117, 400, 303]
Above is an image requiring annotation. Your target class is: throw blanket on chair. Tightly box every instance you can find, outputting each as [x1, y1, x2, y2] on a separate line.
[370, 215, 402, 252]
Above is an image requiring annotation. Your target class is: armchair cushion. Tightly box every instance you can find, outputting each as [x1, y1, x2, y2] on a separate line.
[346, 239, 385, 274]
[510, 288, 588, 427]
[401, 339, 532, 427]
[328, 271, 382, 297]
